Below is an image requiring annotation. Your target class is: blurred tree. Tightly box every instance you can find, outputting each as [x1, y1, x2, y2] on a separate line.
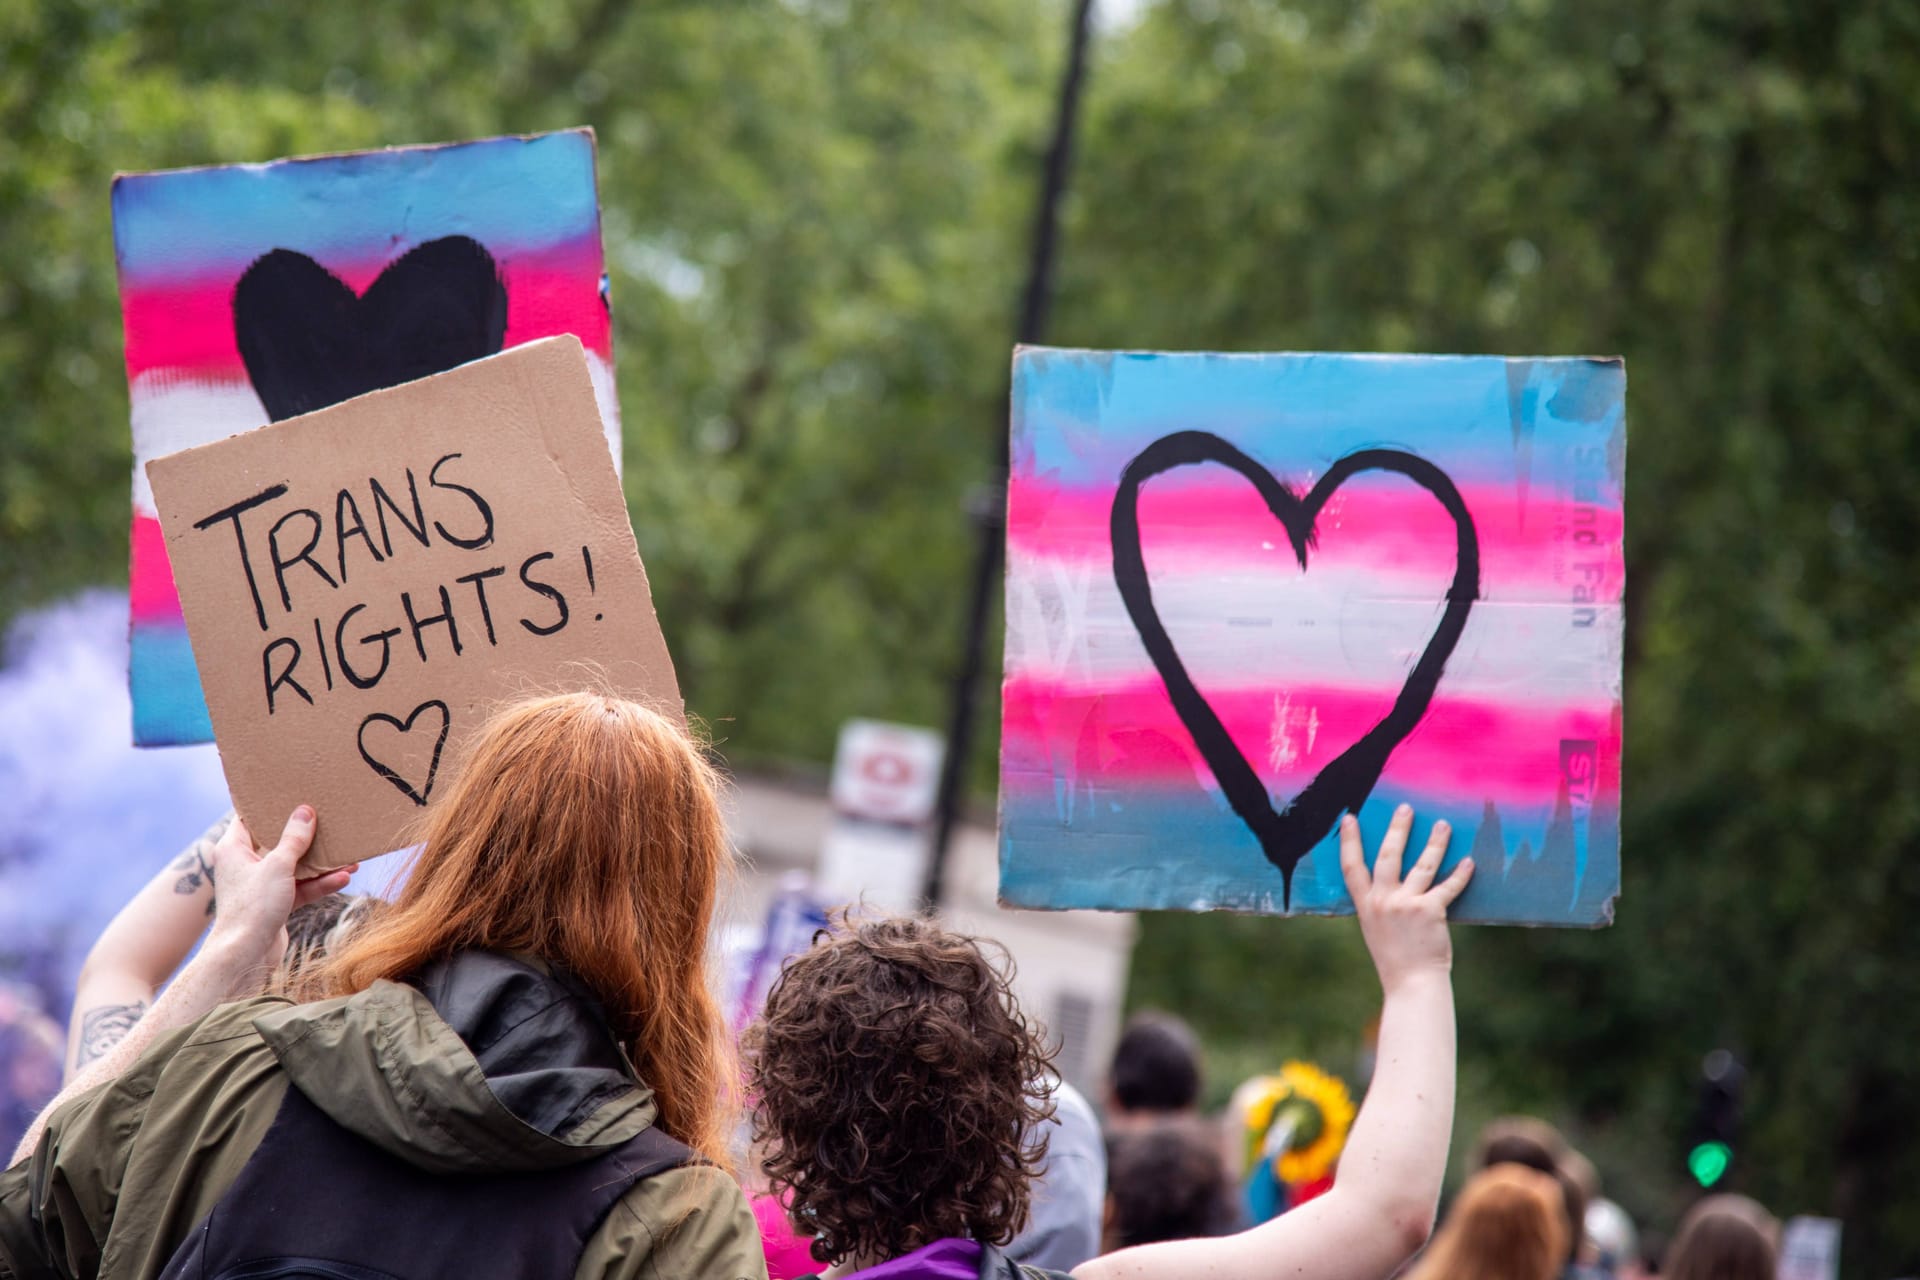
[0, 0, 1057, 768]
[1085, 1, 1920, 1272]
[4, 0, 1918, 1270]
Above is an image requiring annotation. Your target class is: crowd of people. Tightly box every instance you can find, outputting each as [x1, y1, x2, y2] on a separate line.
[0, 693, 1786, 1280]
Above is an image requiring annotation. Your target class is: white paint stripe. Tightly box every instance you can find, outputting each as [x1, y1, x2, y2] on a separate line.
[128, 353, 624, 511]
[584, 352, 624, 477]
[1005, 554, 1622, 701]
[129, 376, 268, 511]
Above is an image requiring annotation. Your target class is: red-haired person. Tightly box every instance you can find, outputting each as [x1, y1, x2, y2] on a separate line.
[750, 805, 1473, 1280]
[0, 693, 763, 1280]
[1403, 1164, 1568, 1280]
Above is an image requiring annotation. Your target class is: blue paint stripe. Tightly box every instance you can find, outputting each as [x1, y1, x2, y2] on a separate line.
[114, 131, 600, 280]
[130, 625, 213, 746]
[1013, 348, 1623, 486]
[999, 785, 1618, 926]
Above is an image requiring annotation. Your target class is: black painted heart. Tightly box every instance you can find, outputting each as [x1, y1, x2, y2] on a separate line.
[1109, 430, 1481, 907]
[357, 699, 452, 807]
[232, 235, 508, 421]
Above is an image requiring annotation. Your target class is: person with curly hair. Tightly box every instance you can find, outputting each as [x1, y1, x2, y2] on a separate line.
[750, 804, 1473, 1280]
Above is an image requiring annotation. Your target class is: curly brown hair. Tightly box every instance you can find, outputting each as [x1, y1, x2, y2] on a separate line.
[747, 913, 1057, 1266]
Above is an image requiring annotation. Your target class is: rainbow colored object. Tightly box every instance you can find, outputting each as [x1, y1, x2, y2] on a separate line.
[998, 348, 1624, 925]
[1236, 1061, 1356, 1221]
[115, 130, 618, 746]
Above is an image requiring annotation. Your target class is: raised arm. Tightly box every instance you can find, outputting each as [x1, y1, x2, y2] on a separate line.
[62, 812, 233, 1080]
[1075, 806, 1472, 1280]
[13, 807, 351, 1164]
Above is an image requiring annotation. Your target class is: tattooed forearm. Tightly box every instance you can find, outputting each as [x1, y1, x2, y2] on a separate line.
[75, 1000, 148, 1069]
[172, 812, 231, 915]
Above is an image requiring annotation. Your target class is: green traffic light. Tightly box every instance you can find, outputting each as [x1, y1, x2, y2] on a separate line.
[1688, 1141, 1732, 1187]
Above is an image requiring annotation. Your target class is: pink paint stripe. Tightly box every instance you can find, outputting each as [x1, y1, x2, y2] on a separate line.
[120, 284, 244, 381]
[502, 247, 611, 356]
[130, 512, 185, 625]
[1008, 475, 1623, 599]
[1001, 674, 1621, 806]
[119, 240, 612, 380]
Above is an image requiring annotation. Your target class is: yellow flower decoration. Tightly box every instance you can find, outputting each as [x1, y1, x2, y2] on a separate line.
[1239, 1060, 1357, 1185]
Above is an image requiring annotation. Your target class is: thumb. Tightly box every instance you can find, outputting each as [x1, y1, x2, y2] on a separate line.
[266, 805, 318, 868]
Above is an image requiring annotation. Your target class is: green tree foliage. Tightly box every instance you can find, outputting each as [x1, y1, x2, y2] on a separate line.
[1090, 2, 1920, 1272]
[0, 0, 1056, 762]
[3, 0, 1917, 1271]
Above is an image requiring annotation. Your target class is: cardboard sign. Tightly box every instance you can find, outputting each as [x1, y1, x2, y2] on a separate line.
[146, 337, 678, 869]
[116, 129, 618, 746]
[999, 348, 1625, 926]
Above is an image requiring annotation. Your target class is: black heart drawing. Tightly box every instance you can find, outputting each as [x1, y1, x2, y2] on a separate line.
[232, 235, 508, 421]
[357, 699, 452, 807]
[1110, 430, 1481, 908]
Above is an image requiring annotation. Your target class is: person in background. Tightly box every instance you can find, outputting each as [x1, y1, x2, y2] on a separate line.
[1471, 1115, 1596, 1277]
[1559, 1149, 1631, 1276]
[0, 987, 62, 1156]
[1661, 1196, 1778, 1280]
[1105, 1010, 1202, 1133]
[1, 692, 765, 1280]
[1558, 1149, 1599, 1204]
[1402, 1163, 1568, 1280]
[1584, 1196, 1639, 1277]
[1472, 1116, 1569, 1174]
[1102, 1118, 1237, 1251]
[1008, 1075, 1107, 1271]
[750, 805, 1472, 1279]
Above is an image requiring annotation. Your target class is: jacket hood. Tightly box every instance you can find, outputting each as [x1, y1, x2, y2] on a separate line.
[251, 950, 658, 1174]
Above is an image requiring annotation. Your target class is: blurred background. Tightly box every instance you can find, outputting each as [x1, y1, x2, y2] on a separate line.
[1, 0, 1916, 1273]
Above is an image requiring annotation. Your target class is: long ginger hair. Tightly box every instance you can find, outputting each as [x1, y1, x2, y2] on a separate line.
[1405, 1163, 1568, 1280]
[304, 692, 736, 1167]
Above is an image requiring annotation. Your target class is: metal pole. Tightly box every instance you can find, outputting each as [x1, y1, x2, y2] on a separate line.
[923, 0, 1096, 909]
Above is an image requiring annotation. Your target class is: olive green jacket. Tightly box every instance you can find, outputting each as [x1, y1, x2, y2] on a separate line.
[0, 953, 765, 1280]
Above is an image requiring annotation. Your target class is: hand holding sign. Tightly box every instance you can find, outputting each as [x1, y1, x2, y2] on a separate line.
[148, 336, 680, 869]
[1339, 808, 1473, 992]
[206, 807, 356, 982]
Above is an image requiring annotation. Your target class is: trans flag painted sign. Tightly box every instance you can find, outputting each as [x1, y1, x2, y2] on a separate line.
[998, 348, 1624, 927]
[115, 130, 618, 746]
